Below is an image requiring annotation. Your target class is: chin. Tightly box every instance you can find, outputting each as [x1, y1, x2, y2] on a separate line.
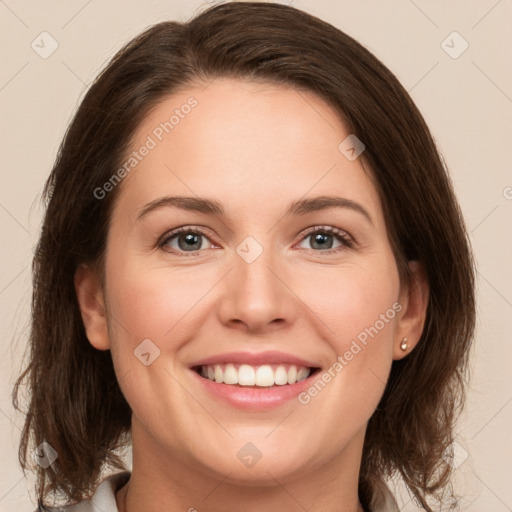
[191, 439, 321, 487]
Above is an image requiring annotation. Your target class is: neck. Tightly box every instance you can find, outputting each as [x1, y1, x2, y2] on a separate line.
[117, 419, 367, 512]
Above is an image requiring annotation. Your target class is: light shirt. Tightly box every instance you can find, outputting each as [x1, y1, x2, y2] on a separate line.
[36, 471, 400, 512]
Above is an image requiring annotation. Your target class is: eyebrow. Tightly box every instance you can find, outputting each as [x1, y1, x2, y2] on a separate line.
[137, 195, 373, 225]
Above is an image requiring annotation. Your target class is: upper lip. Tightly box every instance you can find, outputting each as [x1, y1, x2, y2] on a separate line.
[190, 351, 320, 368]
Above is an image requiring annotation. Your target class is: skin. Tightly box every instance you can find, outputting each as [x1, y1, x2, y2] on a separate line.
[75, 78, 429, 512]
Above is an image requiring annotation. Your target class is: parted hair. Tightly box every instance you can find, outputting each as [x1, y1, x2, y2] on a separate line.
[13, 2, 476, 510]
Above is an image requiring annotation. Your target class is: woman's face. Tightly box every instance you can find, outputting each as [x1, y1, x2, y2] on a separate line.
[78, 78, 419, 485]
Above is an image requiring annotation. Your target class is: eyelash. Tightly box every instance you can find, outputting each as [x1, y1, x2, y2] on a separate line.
[157, 225, 354, 257]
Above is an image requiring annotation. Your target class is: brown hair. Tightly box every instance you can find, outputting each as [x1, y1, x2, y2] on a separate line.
[13, 2, 475, 510]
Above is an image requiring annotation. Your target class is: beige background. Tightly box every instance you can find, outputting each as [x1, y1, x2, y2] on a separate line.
[1, 0, 511, 510]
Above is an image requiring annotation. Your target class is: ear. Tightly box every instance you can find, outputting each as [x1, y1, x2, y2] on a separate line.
[74, 264, 111, 350]
[393, 260, 429, 360]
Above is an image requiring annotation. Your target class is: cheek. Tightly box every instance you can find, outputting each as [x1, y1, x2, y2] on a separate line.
[101, 256, 205, 434]
[102, 254, 224, 417]
[292, 258, 399, 408]
[100, 254, 198, 396]
[105, 255, 211, 342]
[296, 259, 400, 347]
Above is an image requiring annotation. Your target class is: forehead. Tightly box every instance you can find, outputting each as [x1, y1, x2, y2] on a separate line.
[112, 77, 383, 227]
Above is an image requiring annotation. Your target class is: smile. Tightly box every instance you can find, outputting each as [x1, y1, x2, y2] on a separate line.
[189, 351, 322, 409]
[194, 363, 313, 387]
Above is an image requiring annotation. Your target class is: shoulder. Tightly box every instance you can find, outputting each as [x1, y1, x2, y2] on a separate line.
[34, 471, 131, 512]
[368, 479, 400, 512]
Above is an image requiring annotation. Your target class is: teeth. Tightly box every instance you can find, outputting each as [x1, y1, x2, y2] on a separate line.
[238, 364, 255, 385]
[287, 365, 297, 384]
[223, 363, 238, 384]
[214, 364, 223, 383]
[274, 365, 288, 385]
[199, 363, 312, 386]
[297, 367, 310, 382]
[255, 365, 274, 386]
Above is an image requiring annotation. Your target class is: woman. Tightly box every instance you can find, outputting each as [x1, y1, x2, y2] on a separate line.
[13, 2, 475, 511]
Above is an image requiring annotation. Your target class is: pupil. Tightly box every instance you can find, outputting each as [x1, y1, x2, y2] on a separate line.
[312, 233, 332, 250]
[179, 233, 201, 251]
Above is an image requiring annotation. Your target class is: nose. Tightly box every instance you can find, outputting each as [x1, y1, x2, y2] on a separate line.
[216, 241, 298, 334]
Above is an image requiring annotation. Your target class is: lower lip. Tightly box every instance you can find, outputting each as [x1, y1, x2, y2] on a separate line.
[192, 370, 317, 410]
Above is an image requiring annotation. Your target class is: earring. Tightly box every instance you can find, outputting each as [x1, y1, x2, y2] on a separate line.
[400, 337, 409, 351]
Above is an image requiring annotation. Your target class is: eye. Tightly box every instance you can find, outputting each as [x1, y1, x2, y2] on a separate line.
[296, 226, 353, 253]
[159, 226, 217, 255]
[158, 225, 354, 256]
